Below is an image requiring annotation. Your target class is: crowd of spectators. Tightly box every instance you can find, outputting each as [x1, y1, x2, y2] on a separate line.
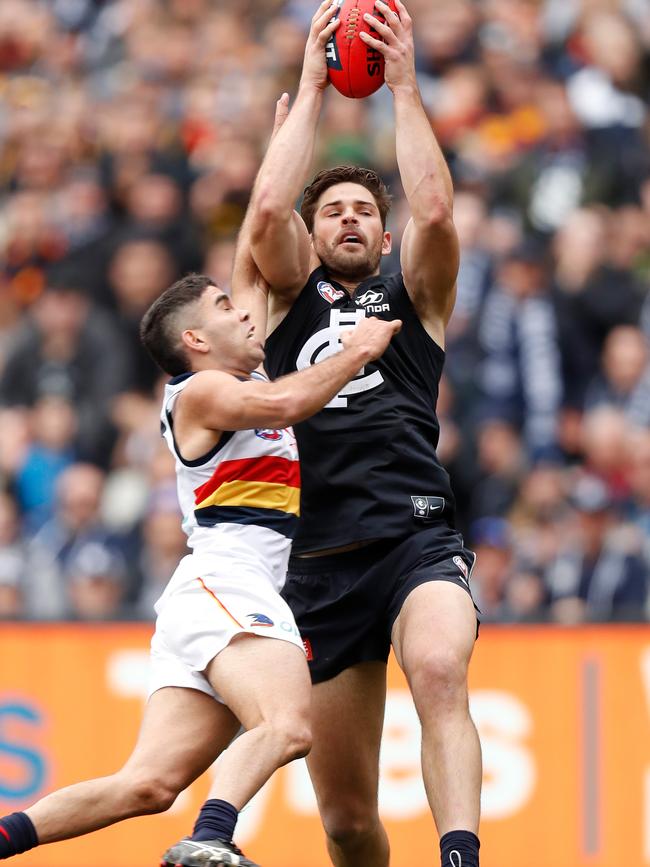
[0, 0, 649, 623]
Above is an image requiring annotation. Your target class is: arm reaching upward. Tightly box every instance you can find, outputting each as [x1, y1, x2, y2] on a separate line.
[230, 94, 291, 342]
[361, 0, 459, 345]
[229, 216, 270, 349]
[247, 0, 340, 299]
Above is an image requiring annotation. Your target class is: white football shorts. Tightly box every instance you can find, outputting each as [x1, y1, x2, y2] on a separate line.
[148, 552, 304, 701]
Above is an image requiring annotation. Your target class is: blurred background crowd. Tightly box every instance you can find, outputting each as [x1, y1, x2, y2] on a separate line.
[0, 0, 649, 624]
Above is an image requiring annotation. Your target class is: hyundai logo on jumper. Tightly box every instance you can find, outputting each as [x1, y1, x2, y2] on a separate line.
[356, 289, 390, 313]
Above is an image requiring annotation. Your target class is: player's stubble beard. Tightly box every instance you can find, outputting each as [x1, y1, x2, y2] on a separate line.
[314, 234, 384, 283]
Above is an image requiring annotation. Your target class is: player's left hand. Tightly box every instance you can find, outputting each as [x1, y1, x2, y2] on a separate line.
[360, 0, 416, 94]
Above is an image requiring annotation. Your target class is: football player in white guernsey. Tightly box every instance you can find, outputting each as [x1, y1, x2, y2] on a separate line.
[244, 4, 482, 867]
[0, 101, 400, 867]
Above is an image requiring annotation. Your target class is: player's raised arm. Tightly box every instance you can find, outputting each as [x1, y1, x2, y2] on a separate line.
[230, 94, 291, 341]
[181, 315, 401, 434]
[362, 0, 459, 343]
[229, 213, 270, 346]
[247, 1, 340, 298]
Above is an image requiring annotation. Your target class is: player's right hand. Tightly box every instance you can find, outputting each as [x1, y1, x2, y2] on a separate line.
[361, 0, 417, 94]
[342, 316, 402, 362]
[300, 0, 340, 92]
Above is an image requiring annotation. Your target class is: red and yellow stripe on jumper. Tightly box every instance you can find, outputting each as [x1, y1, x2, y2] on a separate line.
[193, 455, 301, 516]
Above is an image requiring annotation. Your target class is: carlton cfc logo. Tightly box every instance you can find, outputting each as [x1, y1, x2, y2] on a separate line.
[255, 429, 283, 441]
[296, 308, 384, 408]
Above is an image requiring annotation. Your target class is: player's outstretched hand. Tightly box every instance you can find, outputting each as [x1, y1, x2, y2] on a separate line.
[360, 0, 416, 93]
[300, 0, 340, 92]
[342, 316, 402, 362]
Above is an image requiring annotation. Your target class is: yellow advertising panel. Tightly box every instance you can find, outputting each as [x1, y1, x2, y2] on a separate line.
[0, 624, 648, 867]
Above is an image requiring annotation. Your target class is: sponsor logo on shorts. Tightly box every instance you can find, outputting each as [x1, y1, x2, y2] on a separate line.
[411, 495, 445, 519]
[255, 428, 283, 441]
[247, 613, 274, 628]
[303, 637, 314, 661]
[317, 281, 346, 304]
[453, 556, 469, 586]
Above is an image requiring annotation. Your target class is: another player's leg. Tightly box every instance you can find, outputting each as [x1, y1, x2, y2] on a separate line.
[392, 580, 482, 867]
[0, 686, 239, 860]
[162, 634, 311, 867]
[306, 662, 389, 867]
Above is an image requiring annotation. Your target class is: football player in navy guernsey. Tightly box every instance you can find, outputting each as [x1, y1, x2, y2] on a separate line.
[0, 103, 400, 867]
[245, 3, 482, 867]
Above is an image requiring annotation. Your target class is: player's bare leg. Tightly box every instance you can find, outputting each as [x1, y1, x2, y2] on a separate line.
[392, 580, 482, 863]
[22, 687, 239, 844]
[203, 634, 312, 805]
[306, 662, 389, 867]
[161, 634, 311, 867]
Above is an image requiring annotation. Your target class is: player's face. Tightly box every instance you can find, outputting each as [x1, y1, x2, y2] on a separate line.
[190, 286, 264, 371]
[311, 183, 391, 281]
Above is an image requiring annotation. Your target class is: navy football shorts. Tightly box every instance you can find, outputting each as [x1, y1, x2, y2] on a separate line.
[282, 523, 479, 684]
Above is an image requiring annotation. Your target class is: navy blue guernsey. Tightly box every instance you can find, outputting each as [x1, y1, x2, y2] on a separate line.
[264, 266, 456, 554]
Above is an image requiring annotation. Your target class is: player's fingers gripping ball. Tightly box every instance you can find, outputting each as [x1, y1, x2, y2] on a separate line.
[326, 0, 399, 98]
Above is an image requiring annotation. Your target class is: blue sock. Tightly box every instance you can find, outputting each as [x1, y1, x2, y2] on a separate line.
[440, 830, 480, 867]
[0, 812, 38, 859]
[191, 799, 238, 843]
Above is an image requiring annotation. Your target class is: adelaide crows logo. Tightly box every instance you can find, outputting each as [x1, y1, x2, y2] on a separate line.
[248, 613, 274, 628]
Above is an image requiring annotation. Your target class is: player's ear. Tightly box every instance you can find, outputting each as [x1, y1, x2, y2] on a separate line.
[181, 328, 209, 354]
[382, 231, 392, 255]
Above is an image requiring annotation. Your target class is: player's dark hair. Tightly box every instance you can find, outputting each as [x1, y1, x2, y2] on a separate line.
[301, 165, 392, 232]
[140, 273, 215, 376]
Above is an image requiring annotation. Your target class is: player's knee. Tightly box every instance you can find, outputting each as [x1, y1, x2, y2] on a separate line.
[272, 714, 312, 763]
[263, 710, 312, 763]
[125, 775, 180, 815]
[323, 808, 382, 849]
[409, 647, 468, 708]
